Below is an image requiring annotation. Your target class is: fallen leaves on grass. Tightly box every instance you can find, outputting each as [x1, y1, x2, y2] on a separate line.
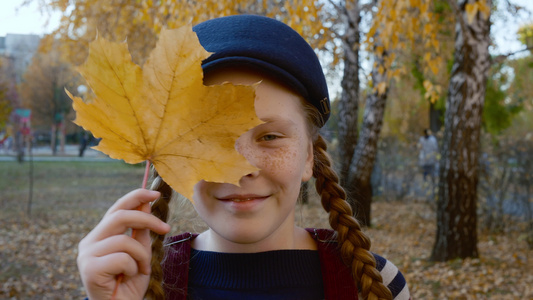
[1, 198, 531, 299]
[298, 197, 532, 299]
[368, 201, 533, 299]
[0, 214, 96, 298]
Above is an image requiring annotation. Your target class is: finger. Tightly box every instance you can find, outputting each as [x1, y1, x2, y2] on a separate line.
[135, 196, 161, 245]
[105, 189, 160, 216]
[84, 252, 141, 279]
[87, 210, 170, 242]
[132, 202, 152, 242]
[140, 201, 151, 214]
[89, 235, 152, 275]
[135, 226, 152, 250]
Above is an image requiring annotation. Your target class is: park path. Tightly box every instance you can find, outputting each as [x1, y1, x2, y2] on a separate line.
[0, 144, 116, 162]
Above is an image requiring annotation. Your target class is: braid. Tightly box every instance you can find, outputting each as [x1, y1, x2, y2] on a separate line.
[313, 135, 393, 300]
[145, 172, 173, 300]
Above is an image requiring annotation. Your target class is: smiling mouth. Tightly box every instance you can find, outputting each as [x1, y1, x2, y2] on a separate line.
[228, 198, 256, 202]
[218, 195, 269, 202]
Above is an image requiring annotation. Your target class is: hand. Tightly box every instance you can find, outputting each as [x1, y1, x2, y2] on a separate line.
[77, 189, 171, 300]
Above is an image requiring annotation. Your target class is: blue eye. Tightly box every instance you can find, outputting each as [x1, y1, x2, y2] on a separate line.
[261, 134, 278, 141]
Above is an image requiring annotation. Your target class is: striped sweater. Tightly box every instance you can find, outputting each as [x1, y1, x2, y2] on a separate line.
[373, 252, 410, 299]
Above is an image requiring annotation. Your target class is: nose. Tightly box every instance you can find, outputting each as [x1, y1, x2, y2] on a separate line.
[246, 169, 260, 177]
[235, 134, 260, 179]
[238, 168, 260, 187]
[236, 132, 255, 160]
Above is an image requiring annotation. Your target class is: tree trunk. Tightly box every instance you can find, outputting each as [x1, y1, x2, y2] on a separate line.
[59, 120, 66, 155]
[337, 2, 361, 188]
[347, 49, 388, 227]
[429, 102, 443, 133]
[431, 0, 491, 261]
[51, 123, 57, 155]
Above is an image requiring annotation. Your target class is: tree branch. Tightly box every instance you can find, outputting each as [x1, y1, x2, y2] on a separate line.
[329, 0, 362, 47]
[345, 1, 361, 27]
[492, 46, 533, 64]
[327, 0, 362, 30]
[327, 0, 344, 15]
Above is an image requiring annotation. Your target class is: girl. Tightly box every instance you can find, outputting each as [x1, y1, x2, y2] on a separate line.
[77, 15, 410, 300]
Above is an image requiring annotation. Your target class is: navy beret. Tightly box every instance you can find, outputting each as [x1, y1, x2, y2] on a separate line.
[193, 15, 330, 126]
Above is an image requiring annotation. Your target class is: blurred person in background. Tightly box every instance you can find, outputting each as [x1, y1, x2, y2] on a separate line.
[418, 128, 439, 183]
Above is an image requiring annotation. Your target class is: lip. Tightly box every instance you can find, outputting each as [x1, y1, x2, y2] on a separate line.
[216, 194, 269, 202]
[216, 194, 270, 212]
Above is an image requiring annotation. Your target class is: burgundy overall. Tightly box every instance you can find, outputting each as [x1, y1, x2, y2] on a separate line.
[162, 228, 358, 300]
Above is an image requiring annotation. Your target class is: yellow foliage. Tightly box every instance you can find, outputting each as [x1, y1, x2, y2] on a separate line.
[423, 52, 432, 64]
[517, 23, 533, 49]
[420, 1, 429, 15]
[432, 38, 440, 50]
[377, 81, 388, 96]
[68, 26, 262, 201]
[466, 1, 490, 24]
[428, 59, 439, 76]
[378, 65, 385, 76]
[0, 100, 11, 130]
[423, 80, 442, 103]
[40, 0, 330, 66]
[365, 0, 457, 101]
[478, 0, 491, 19]
[465, 3, 479, 24]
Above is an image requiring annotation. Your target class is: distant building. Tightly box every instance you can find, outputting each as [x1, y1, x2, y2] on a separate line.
[0, 34, 41, 84]
[0, 36, 5, 55]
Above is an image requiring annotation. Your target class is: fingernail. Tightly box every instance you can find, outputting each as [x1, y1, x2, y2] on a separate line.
[148, 190, 161, 197]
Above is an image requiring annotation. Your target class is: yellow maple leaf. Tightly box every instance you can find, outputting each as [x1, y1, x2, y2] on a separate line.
[67, 26, 262, 201]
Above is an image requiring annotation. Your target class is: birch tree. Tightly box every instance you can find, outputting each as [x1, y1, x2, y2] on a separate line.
[346, 44, 389, 225]
[337, 1, 361, 186]
[339, 0, 447, 225]
[431, 0, 492, 261]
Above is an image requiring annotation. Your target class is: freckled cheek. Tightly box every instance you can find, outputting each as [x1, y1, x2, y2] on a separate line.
[240, 146, 299, 176]
[235, 140, 254, 164]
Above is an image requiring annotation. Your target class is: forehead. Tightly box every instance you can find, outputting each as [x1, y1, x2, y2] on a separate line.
[204, 67, 307, 122]
[204, 66, 295, 89]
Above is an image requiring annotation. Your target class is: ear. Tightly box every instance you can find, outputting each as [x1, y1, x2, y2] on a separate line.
[302, 141, 314, 182]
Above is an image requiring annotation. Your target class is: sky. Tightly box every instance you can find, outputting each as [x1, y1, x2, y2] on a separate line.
[0, 1, 61, 37]
[0, 0, 532, 56]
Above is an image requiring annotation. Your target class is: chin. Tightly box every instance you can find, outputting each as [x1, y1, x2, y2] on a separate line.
[211, 223, 278, 251]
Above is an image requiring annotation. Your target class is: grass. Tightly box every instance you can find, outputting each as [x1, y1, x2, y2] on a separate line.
[0, 161, 145, 216]
[0, 161, 146, 299]
[0, 161, 532, 299]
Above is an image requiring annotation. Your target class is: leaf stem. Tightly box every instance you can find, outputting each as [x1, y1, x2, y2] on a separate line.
[141, 159, 151, 189]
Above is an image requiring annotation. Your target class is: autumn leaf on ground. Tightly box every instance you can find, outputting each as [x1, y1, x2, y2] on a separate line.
[66, 26, 262, 201]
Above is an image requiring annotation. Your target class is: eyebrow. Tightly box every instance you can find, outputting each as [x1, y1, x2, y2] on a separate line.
[259, 117, 297, 127]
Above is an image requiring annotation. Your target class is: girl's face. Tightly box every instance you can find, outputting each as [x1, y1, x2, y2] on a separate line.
[192, 68, 314, 252]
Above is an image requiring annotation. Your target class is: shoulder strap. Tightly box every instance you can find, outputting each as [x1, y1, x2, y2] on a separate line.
[306, 228, 359, 300]
[163, 232, 197, 300]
